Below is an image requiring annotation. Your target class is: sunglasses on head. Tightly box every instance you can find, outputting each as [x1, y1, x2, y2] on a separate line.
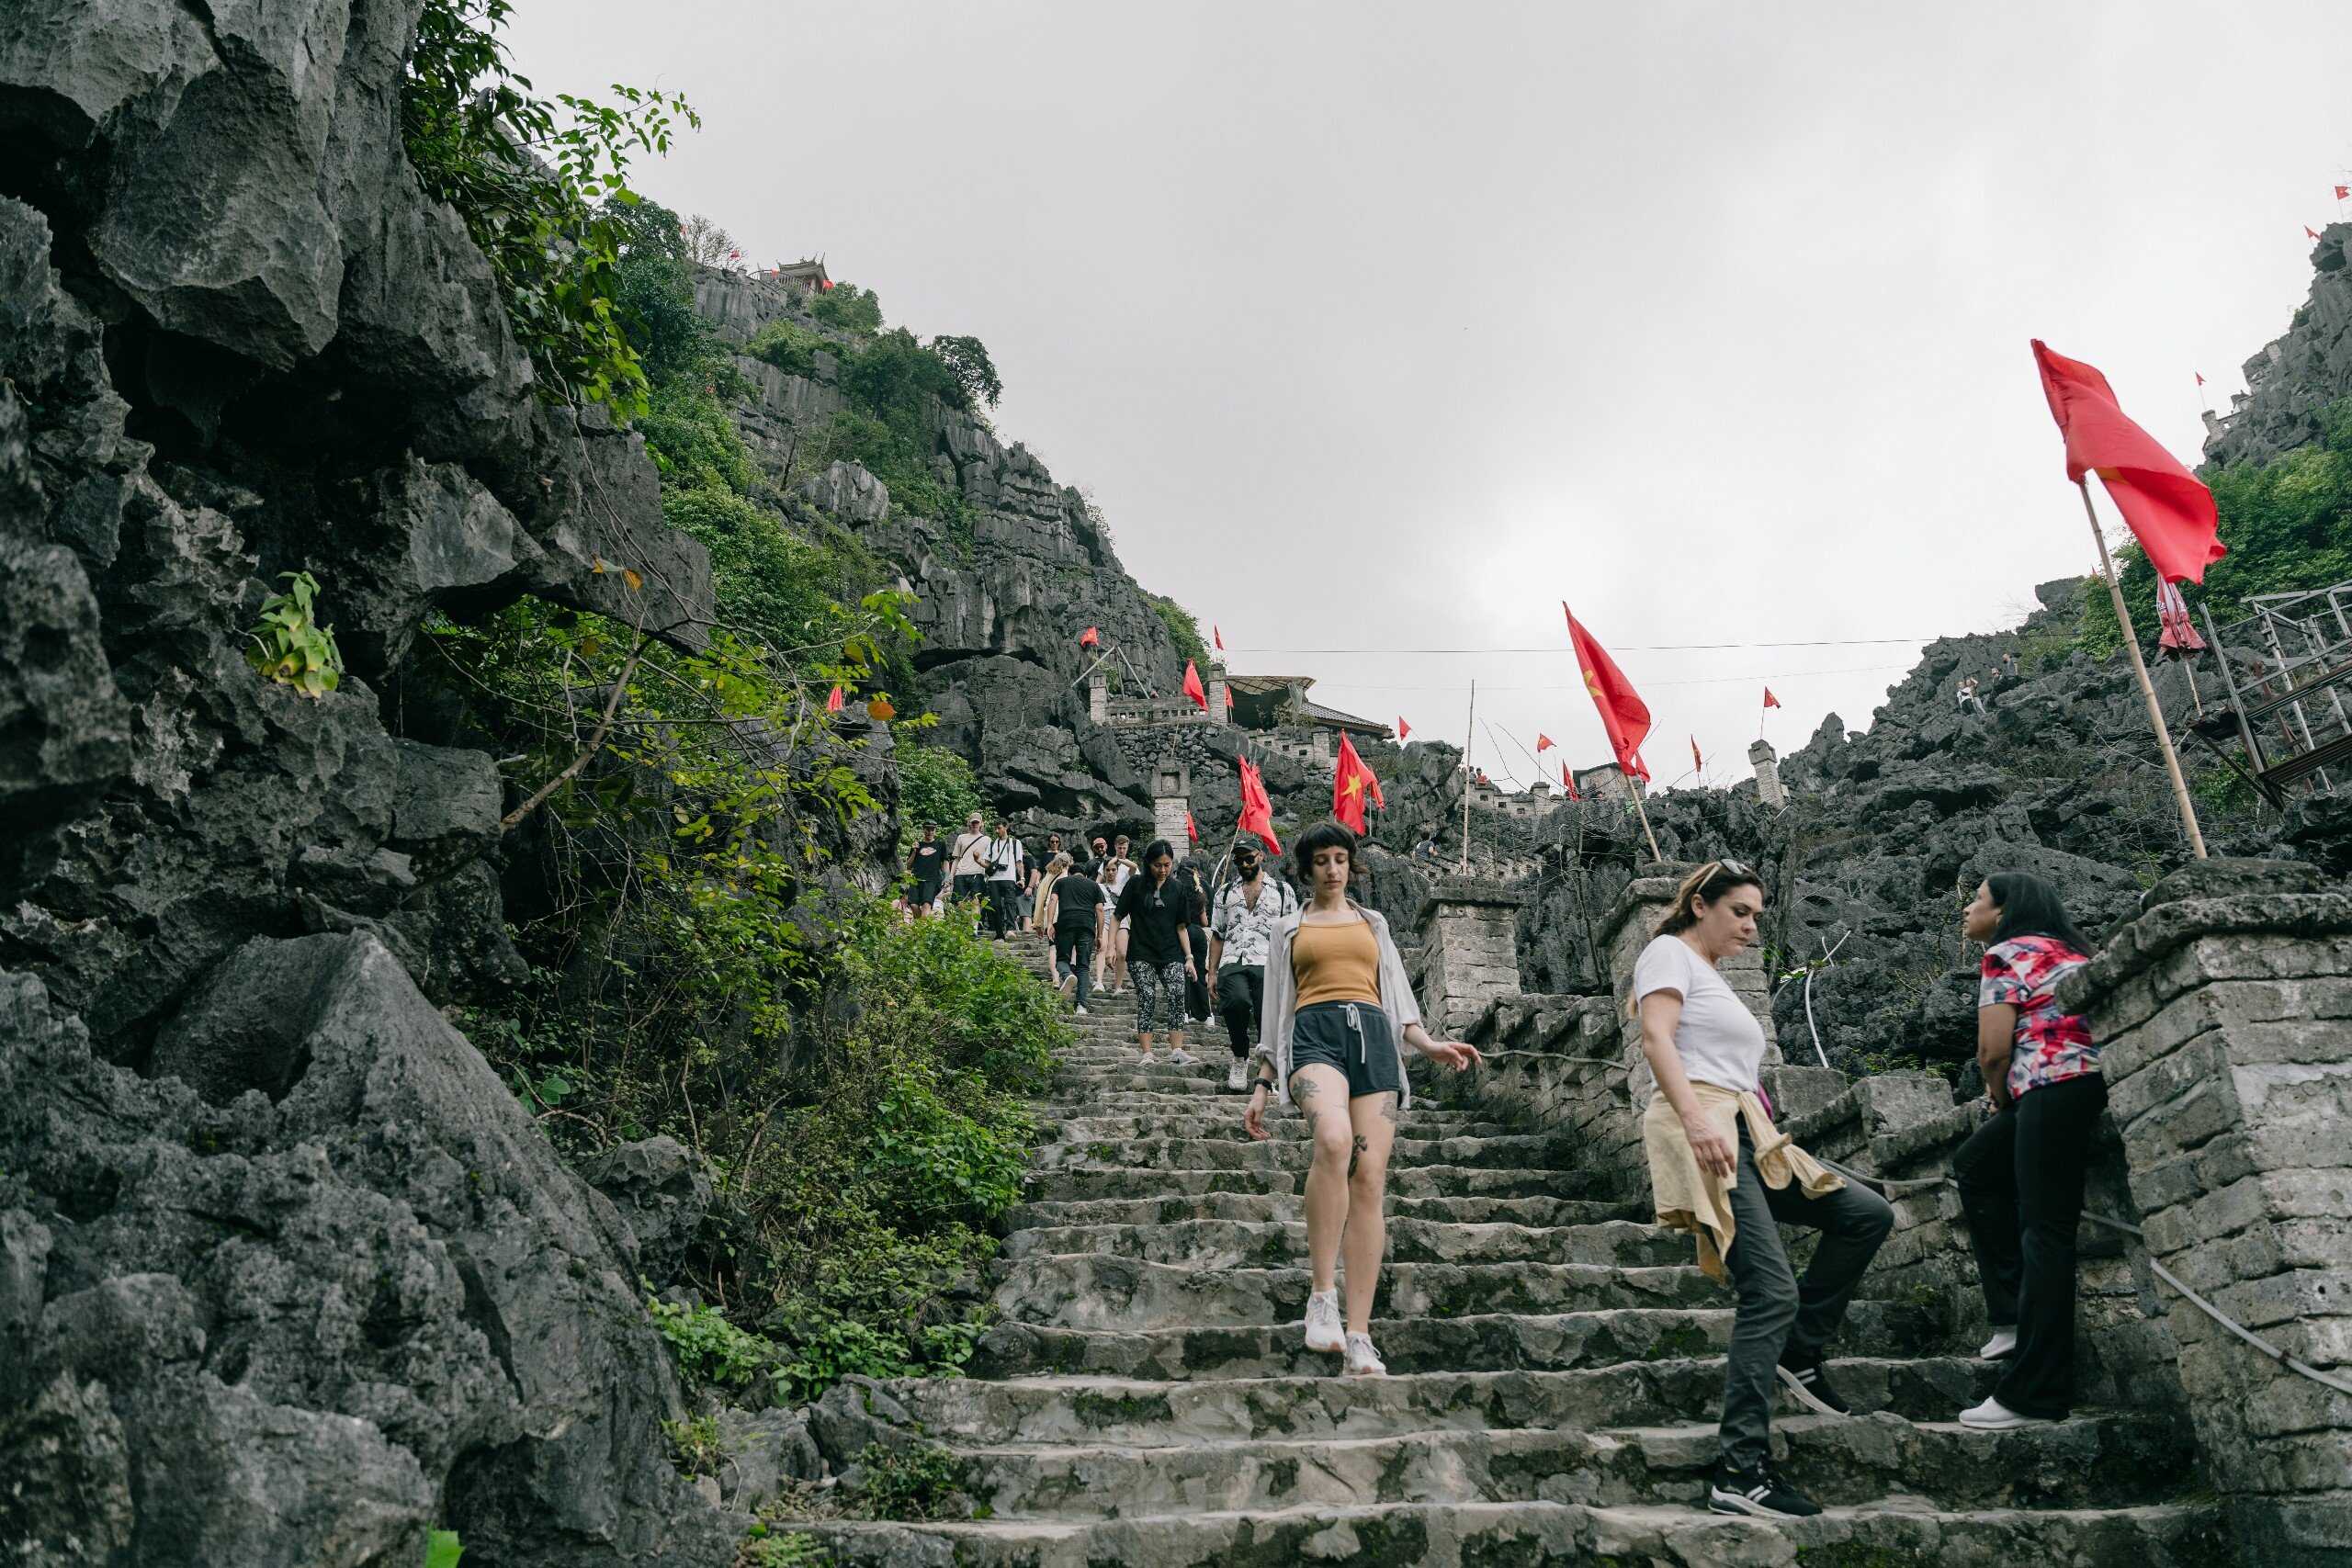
[1704, 857, 1755, 881]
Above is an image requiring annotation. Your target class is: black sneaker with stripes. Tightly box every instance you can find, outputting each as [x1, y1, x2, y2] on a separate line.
[1775, 1353, 1852, 1416]
[1707, 1460, 1824, 1518]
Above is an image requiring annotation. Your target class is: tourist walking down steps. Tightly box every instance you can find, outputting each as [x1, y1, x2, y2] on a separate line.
[1114, 840, 1200, 1065]
[1206, 840, 1296, 1092]
[1243, 823, 1483, 1377]
[1635, 859, 1894, 1518]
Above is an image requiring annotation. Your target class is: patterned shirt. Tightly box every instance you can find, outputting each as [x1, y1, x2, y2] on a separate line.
[1978, 936, 2098, 1099]
[1212, 875, 1297, 969]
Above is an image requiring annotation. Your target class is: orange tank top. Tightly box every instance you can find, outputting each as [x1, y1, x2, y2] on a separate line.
[1292, 918, 1381, 1009]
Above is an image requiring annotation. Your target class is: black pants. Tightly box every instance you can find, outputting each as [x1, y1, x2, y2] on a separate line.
[1719, 1119, 1894, 1472]
[1216, 965, 1265, 1060]
[983, 880, 1020, 936]
[1053, 926, 1096, 1007]
[1954, 1073, 2107, 1418]
[952, 873, 987, 912]
[1185, 925, 1213, 1021]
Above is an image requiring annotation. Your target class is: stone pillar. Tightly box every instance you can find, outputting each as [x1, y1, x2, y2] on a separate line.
[1749, 739, 1785, 809]
[1149, 756, 1191, 848]
[1087, 671, 1107, 724]
[2063, 860, 2352, 1566]
[1588, 764, 1632, 805]
[1415, 877, 1525, 1037]
[1599, 863, 1785, 1112]
[1206, 660, 1228, 726]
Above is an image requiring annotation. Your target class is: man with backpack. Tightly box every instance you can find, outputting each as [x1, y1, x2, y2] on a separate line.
[1205, 840, 1298, 1091]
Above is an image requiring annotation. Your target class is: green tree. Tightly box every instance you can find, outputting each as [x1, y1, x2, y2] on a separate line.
[895, 741, 985, 844]
[930, 334, 1002, 410]
[1146, 593, 1208, 670]
[810, 282, 885, 336]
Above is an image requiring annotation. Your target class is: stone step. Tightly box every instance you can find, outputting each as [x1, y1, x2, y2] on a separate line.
[1041, 1111, 1524, 1142]
[1019, 1161, 1614, 1206]
[1027, 1131, 1576, 1174]
[1001, 1192, 1636, 1232]
[970, 1299, 1961, 1382]
[875, 1410, 2188, 1522]
[998, 1216, 1691, 1271]
[796, 1497, 2228, 1567]
[882, 1356, 2000, 1445]
[989, 1255, 1719, 1330]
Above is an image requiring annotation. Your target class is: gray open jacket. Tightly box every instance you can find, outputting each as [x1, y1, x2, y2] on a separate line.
[1255, 900, 1426, 1110]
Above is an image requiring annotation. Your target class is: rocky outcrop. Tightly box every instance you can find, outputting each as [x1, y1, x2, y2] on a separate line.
[0, 2, 733, 1560]
[2202, 220, 2352, 467]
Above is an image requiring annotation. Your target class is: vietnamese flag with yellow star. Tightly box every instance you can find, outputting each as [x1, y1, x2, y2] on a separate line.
[1332, 733, 1381, 833]
[1564, 604, 1652, 783]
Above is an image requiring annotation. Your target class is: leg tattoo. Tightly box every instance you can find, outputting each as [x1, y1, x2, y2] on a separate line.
[1378, 1094, 1400, 1126]
[1349, 1133, 1368, 1178]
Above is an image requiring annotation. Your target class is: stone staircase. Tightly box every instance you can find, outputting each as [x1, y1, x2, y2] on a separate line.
[801, 939, 2230, 1566]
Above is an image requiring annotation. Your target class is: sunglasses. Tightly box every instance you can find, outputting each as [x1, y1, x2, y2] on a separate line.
[1705, 857, 1755, 881]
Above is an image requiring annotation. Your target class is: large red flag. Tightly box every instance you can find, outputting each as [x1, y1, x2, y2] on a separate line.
[1182, 660, 1208, 711]
[2031, 342, 2226, 585]
[1564, 604, 1652, 782]
[1763, 687, 1781, 709]
[1079, 626, 1100, 649]
[1535, 733, 1555, 752]
[1396, 716, 1411, 740]
[2335, 186, 2347, 200]
[1332, 734, 1380, 833]
[1560, 761, 1580, 801]
[1238, 758, 1281, 852]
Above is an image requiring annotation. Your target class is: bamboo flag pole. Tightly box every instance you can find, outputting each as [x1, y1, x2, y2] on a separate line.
[1458, 679, 1476, 872]
[1628, 774, 1664, 863]
[2079, 480, 2209, 859]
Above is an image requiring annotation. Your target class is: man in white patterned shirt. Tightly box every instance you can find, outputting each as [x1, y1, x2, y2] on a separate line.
[1205, 842, 1297, 1091]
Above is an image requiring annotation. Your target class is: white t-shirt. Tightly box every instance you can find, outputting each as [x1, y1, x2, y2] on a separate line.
[1633, 933, 1767, 1094]
[950, 832, 989, 876]
[984, 836, 1024, 883]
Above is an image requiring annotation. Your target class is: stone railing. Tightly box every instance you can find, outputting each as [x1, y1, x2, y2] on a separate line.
[1410, 857, 2352, 1558]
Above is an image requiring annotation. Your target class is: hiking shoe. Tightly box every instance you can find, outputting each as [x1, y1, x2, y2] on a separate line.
[1979, 1327, 2018, 1360]
[1226, 1060, 1249, 1092]
[1344, 1333, 1386, 1377]
[1707, 1461, 1822, 1517]
[1303, 1289, 1344, 1354]
[1776, 1355, 1851, 1416]
[1959, 1394, 2051, 1430]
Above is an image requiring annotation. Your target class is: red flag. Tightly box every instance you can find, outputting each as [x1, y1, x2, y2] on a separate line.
[1238, 758, 1281, 852]
[1763, 687, 1781, 709]
[1564, 604, 1652, 782]
[2308, 226, 2324, 241]
[2156, 578, 2207, 656]
[728, 248, 741, 260]
[1535, 733, 1555, 752]
[2194, 372, 2206, 388]
[1690, 736, 1703, 773]
[1185, 811, 1200, 846]
[1079, 626, 1100, 649]
[826, 685, 845, 714]
[1182, 660, 1208, 711]
[1213, 625, 1225, 652]
[2335, 186, 2348, 200]
[1560, 761, 1580, 801]
[2031, 341, 2226, 585]
[1225, 689, 1234, 712]
[1396, 716, 1411, 740]
[1332, 734, 1380, 833]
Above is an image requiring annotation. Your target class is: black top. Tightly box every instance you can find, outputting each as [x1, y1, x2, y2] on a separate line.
[1115, 873, 1196, 966]
[1050, 873, 1105, 930]
[908, 840, 945, 894]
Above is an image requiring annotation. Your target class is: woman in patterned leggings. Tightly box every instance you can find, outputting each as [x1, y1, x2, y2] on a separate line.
[1113, 840, 1201, 1066]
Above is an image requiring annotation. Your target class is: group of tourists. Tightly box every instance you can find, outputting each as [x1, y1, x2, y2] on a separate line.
[902, 811, 2110, 1519]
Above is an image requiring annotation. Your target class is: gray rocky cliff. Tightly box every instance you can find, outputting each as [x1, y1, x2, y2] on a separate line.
[0, 2, 731, 1562]
[2202, 220, 2352, 468]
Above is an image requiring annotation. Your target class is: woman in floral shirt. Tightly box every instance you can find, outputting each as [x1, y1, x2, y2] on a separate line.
[1951, 872, 2103, 1430]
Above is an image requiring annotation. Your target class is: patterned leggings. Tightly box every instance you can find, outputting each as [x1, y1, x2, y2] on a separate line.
[1132, 959, 1191, 1036]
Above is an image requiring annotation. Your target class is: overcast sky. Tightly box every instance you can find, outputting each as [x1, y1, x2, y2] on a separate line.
[509, 0, 2350, 791]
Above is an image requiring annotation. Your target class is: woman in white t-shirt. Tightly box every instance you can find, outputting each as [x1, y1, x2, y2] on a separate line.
[1634, 859, 1892, 1522]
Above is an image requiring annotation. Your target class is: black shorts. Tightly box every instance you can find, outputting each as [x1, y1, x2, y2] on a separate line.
[1290, 1000, 1403, 1100]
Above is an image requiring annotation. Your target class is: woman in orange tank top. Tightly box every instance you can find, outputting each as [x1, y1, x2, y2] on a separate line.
[1242, 823, 1482, 1376]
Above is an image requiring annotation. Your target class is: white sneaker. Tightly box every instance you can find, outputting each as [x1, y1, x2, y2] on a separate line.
[1344, 1333, 1386, 1377]
[1959, 1394, 2049, 1430]
[1226, 1060, 1249, 1091]
[1166, 1048, 1196, 1066]
[1979, 1327, 2018, 1360]
[1057, 974, 1075, 998]
[1303, 1289, 1344, 1354]
[1074, 1005, 1089, 1016]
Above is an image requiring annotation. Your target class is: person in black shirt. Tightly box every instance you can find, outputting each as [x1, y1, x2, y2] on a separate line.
[1046, 857, 1107, 1012]
[1115, 840, 1200, 1065]
[904, 825, 946, 918]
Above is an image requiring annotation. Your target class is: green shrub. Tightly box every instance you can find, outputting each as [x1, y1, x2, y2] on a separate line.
[245, 570, 345, 699]
[928, 335, 1001, 411]
[809, 283, 885, 336]
[648, 1295, 778, 1390]
[849, 1441, 973, 1522]
[1146, 592, 1208, 670]
[894, 742, 984, 845]
[748, 319, 835, 381]
[424, 1532, 464, 1568]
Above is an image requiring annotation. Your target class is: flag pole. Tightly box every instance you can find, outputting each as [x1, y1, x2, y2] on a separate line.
[2079, 480, 2209, 859]
[1458, 679, 1476, 872]
[1629, 775, 1664, 863]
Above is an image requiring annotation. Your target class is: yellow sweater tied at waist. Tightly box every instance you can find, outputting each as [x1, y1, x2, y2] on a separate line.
[1641, 1082, 1844, 1282]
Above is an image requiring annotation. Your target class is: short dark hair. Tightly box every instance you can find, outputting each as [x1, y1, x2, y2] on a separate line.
[1985, 872, 2091, 953]
[1068, 856, 1092, 877]
[1291, 821, 1357, 885]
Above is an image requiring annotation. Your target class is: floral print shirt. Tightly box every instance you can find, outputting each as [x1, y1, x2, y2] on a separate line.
[1979, 936, 2098, 1099]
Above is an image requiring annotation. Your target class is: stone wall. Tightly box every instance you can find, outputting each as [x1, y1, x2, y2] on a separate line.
[2062, 860, 2352, 1565]
[1415, 879, 1527, 1037]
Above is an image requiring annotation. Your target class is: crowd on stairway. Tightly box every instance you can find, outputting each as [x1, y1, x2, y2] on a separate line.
[899, 810, 2121, 1520]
